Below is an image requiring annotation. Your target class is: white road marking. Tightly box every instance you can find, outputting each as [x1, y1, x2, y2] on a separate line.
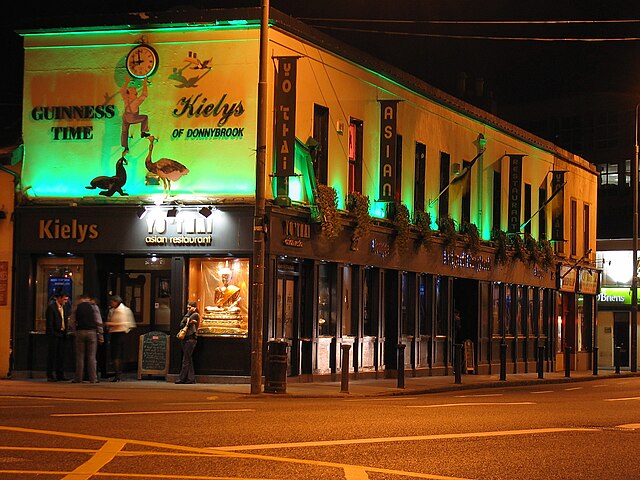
[52, 408, 254, 417]
[164, 401, 264, 406]
[531, 391, 553, 394]
[592, 384, 607, 388]
[407, 402, 535, 408]
[617, 424, 640, 429]
[0, 395, 113, 403]
[605, 396, 640, 402]
[344, 397, 419, 402]
[564, 387, 583, 391]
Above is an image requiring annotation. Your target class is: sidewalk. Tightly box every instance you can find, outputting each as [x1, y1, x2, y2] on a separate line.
[7, 369, 638, 398]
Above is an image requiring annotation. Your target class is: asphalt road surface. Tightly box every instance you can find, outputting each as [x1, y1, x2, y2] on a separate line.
[1, 377, 639, 479]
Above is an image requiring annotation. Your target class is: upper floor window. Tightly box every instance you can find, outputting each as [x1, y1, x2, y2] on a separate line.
[348, 118, 363, 194]
[438, 152, 450, 221]
[313, 104, 329, 185]
[414, 142, 426, 213]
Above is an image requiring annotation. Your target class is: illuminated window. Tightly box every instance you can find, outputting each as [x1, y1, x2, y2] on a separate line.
[189, 258, 249, 338]
[35, 257, 84, 332]
[348, 118, 363, 194]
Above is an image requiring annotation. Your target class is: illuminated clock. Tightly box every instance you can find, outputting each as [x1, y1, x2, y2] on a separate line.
[125, 44, 159, 79]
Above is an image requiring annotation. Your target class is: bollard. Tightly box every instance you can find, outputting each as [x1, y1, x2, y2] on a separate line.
[397, 343, 406, 389]
[564, 346, 572, 378]
[454, 343, 463, 384]
[264, 340, 288, 394]
[592, 346, 599, 376]
[499, 341, 507, 381]
[340, 343, 351, 393]
[615, 346, 621, 374]
[537, 345, 545, 379]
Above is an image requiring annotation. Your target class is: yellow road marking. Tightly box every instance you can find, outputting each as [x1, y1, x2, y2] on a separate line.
[64, 439, 126, 480]
[52, 408, 254, 417]
[213, 427, 597, 451]
[0, 472, 268, 479]
[0, 425, 474, 479]
[407, 402, 535, 408]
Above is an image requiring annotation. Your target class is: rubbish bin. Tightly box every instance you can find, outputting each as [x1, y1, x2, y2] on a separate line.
[264, 339, 288, 394]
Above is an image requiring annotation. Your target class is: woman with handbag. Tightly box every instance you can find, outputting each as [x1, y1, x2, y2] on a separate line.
[175, 301, 200, 384]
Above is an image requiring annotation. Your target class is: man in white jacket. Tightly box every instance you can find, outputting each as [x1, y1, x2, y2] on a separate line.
[105, 295, 135, 382]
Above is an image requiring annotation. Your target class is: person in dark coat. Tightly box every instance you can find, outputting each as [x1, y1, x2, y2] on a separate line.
[45, 292, 70, 381]
[175, 301, 200, 384]
[70, 295, 104, 383]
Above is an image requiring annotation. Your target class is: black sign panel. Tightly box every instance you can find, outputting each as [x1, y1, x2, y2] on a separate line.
[274, 57, 298, 177]
[551, 170, 566, 242]
[138, 331, 169, 378]
[379, 100, 399, 202]
[507, 154, 524, 233]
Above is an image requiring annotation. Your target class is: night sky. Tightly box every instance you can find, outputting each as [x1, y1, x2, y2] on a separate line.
[3, 0, 640, 146]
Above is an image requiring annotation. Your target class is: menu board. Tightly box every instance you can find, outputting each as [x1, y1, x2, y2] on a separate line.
[138, 331, 169, 379]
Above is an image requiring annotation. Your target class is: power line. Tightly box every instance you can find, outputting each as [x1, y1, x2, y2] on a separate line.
[312, 25, 640, 42]
[300, 18, 640, 25]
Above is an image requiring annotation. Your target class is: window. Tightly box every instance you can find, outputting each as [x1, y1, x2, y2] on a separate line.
[583, 203, 590, 254]
[439, 152, 450, 221]
[341, 266, 354, 336]
[414, 142, 426, 213]
[538, 186, 547, 239]
[418, 274, 432, 336]
[313, 104, 329, 185]
[492, 170, 501, 233]
[395, 134, 403, 202]
[570, 199, 577, 256]
[318, 263, 337, 337]
[348, 118, 363, 194]
[524, 183, 531, 234]
[400, 272, 413, 336]
[189, 258, 249, 337]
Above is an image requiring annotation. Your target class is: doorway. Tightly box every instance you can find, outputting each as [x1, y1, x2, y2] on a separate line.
[613, 312, 629, 367]
[275, 273, 300, 375]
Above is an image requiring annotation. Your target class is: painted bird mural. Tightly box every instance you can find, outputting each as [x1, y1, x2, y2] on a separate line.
[145, 136, 189, 197]
[86, 157, 128, 196]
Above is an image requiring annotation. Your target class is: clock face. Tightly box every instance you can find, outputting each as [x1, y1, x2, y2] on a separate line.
[126, 45, 159, 78]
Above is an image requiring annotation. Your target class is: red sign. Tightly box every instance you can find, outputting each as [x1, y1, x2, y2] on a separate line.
[0, 261, 8, 306]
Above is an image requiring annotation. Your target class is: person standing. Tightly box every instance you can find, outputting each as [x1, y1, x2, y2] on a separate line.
[175, 301, 200, 384]
[105, 295, 135, 382]
[45, 292, 70, 382]
[70, 295, 104, 384]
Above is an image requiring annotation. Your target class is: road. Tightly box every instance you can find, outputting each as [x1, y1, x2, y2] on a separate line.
[1, 377, 639, 479]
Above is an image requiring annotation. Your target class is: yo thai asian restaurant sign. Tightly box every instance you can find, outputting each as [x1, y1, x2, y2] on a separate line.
[378, 100, 399, 202]
[21, 29, 258, 201]
[274, 56, 298, 177]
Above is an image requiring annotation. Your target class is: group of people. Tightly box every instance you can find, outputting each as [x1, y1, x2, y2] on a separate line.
[45, 293, 135, 383]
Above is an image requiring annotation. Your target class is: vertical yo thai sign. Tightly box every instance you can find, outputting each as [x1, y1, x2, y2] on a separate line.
[551, 170, 566, 241]
[507, 154, 524, 233]
[274, 57, 298, 177]
[379, 100, 399, 202]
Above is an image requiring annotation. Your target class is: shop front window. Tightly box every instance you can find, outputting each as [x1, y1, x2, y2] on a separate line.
[318, 263, 337, 337]
[35, 257, 84, 332]
[190, 258, 249, 338]
[492, 283, 501, 336]
[341, 266, 354, 337]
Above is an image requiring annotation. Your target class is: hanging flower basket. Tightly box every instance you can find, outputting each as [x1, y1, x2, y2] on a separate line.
[491, 229, 509, 265]
[460, 221, 481, 255]
[413, 210, 433, 249]
[391, 202, 411, 254]
[437, 215, 457, 249]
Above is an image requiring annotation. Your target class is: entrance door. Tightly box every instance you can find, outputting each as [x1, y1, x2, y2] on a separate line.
[614, 312, 629, 367]
[275, 274, 300, 375]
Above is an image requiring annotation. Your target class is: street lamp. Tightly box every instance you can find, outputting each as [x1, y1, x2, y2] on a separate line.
[632, 104, 639, 373]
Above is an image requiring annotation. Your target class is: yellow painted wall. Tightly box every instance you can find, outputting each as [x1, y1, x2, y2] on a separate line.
[0, 163, 16, 378]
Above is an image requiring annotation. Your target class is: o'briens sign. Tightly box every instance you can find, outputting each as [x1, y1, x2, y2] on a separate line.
[597, 287, 638, 305]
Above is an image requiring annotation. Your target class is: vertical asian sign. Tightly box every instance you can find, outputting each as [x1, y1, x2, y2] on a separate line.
[551, 170, 566, 241]
[274, 57, 298, 177]
[507, 154, 524, 233]
[379, 100, 399, 202]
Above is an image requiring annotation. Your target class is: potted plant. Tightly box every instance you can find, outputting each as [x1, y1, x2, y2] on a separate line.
[460, 221, 481, 255]
[539, 238, 555, 270]
[437, 215, 457, 249]
[315, 184, 342, 239]
[346, 191, 372, 250]
[391, 201, 411, 254]
[510, 233, 526, 262]
[413, 210, 433, 249]
[491, 229, 509, 265]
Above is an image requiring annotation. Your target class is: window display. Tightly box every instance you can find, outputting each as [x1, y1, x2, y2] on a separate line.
[189, 258, 249, 337]
[35, 257, 84, 332]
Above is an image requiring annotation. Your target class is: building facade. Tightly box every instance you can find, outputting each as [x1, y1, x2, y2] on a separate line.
[10, 8, 598, 382]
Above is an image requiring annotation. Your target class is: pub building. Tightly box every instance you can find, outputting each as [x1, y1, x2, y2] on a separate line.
[10, 7, 599, 382]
